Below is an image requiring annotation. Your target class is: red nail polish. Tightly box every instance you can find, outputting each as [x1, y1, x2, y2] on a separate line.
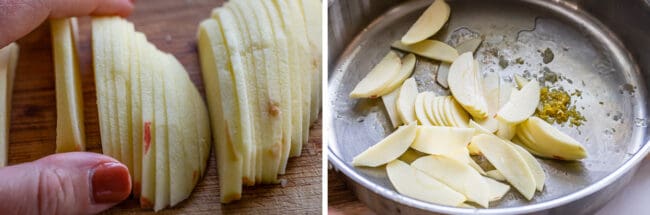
[91, 162, 132, 204]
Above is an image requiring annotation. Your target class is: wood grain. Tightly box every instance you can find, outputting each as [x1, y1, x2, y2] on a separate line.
[328, 170, 375, 215]
[10, 0, 322, 213]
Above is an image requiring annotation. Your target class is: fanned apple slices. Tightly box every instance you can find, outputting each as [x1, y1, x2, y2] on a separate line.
[198, 0, 322, 203]
[51, 18, 86, 153]
[92, 17, 211, 211]
[0, 43, 18, 167]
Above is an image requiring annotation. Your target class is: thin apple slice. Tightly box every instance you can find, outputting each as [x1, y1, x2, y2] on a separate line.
[446, 97, 470, 128]
[396, 78, 418, 124]
[349, 51, 401, 98]
[472, 134, 536, 200]
[392, 40, 458, 63]
[91, 17, 114, 164]
[378, 53, 416, 95]
[448, 52, 488, 119]
[485, 176, 510, 201]
[411, 126, 474, 155]
[198, 18, 243, 203]
[138, 41, 157, 207]
[386, 160, 465, 206]
[498, 80, 513, 109]
[483, 72, 500, 116]
[382, 88, 401, 128]
[0, 43, 18, 167]
[415, 92, 433, 126]
[105, 18, 122, 165]
[510, 141, 545, 191]
[129, 32, 145, 198]
[152, 52, 170, 211]
[433, 96, 447, 126]
[423, 93, 439, 126]
[495, 118, 516, 140]
[412, 155, 490, 208]
[486, 170, 506, 182]
[518, 117, 587, 160]
[213, 7, 256, 184]
[455, 38, 483, 54]
[496, 80, 540, 124]
[51, 18, 86, 153]
[260, 0, 293, 175]
[438, 96, 452, 126]
[400, 0, 450, 45]
[469, 119, 493, 135]
[427, 96, 441, 126]
[435, 62, 450, 89]
[112, 19, 133, 178]
[298, 0, 322, 125]
[352, 123, 417, 167]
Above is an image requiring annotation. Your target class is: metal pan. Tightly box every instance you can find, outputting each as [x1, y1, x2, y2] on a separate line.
[327, 0, 650, 214]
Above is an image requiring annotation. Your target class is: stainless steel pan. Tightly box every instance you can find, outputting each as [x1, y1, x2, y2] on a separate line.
[327, 0, 650, 214]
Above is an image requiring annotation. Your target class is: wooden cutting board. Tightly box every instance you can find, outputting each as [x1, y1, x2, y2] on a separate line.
[10, 0, 322, 213]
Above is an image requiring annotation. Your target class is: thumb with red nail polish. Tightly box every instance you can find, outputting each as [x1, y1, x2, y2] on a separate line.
[0, 152, 132, 215]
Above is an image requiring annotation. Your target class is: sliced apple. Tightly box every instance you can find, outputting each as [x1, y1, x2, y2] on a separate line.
[446, 97, 470, 128]
[455, 38, 483, 54]
[498, 81, 513, 109]
[400, 0, 450, 44]
[382, 88, 401, 128]
[486, 170, 506, 182]
[483, 72, 500, 116]
[392, 40, 458, 63]
[396, 78, 418, 124]
[152, 52, 170, 211]
[448, 52, 488, 119]
[112, 19, 133, 178]
[496, 80, 540, 124]
[298, 0, 322, 125]
[472, 134, 536, 200]
[411, 126, 474, 155]
[438, 96, 452, 126]
[138, 42, 157, 208]
[517, 117, 587, 160]
[91, 17, 114, 162]
[386, 160, 465, 206]
[495, 118, 516, 140]
[423, 93, 439, 126]
[436, 62, 450, 89]
[415, 92, 433, 125]
[130, 32, 144, 198]
[349, 51, 401, 98]
[352, 123, 417, 167]
[485, 176, 510, 201]
[0, 43, 18, 167]
[412, 155, 489, 208]
[51, 18, 86, 153]
[469, 119, 493, 135]
[379, 53, 416, 96]
[510, 141, 545, 191]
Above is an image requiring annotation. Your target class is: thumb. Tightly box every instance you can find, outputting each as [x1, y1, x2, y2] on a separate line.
[0, 152, 131, 215]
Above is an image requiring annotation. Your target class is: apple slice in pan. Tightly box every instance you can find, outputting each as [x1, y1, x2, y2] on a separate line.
[412, 155, 490, 208]
[396, 78, 418, 124]
[498, 80, 514, 109]
[445, 97, 470, 128]
[472, 134, 536, 200]
[437, 96, 452, 126]
[411, 126, 474, 155]
[379, 53, 416, 95]
[436, 62, 450, 89]
[349, 51, 402, 98]
[51, 18, 86, 153]
[510, 141, 546, 191]
[496, 80, 540, 124]
[482, 72, 500, 116]
[386, 160, 465, 206]
[382, 88, 402, 128]
[352, 123, 417, 167]
[485, 176, 510, 201]
[392, 40, 458, 63]
[0, 43, 18, 167]
[448, 52, 488, 119]
[486, 170, 506, 182]
[415, 92, 433, 126]
[400, 0, 450, 45]
[423, 93, 440, 126]
[517, 117, 587, 160]
[495, 118, 517, 140]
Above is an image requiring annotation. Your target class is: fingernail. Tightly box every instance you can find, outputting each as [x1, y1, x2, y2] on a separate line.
[91, 162, 131, 204]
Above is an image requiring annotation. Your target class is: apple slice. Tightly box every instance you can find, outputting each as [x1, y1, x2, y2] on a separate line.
[438, 96, 452, 126]
[400, 0, 450, 45]
[498, 81, 513, 109]
[386, 160, 465, 206]
[105, 18, 122, 164]
[0, 43, 18, 167]
[91, 17, 114, 162]
[485, 176, 510, 201]
[298, 0, 322, 125]
[495, 118, 516, 140]
[260, 0, 293, 175]
[448, 52, 488, 119]
[472, 134, 536, 200]
[129, 32, 145, 198]
[510, 141, 545, 191]
[138, 41, 157, 207]
[152, 52, 170, 211]
[382, 88, 401, 128]
[435, 62, 450, 89]
[51, 18, 86, 153]
[392, 40, 458, 63]
[198, 18, 244, 203]
[423, 93, 439, 126]
[213, 8, 256, 184]
[349, 51, 401, 98]
[469, 119, 493, 135]
[112, 19, 133, 178]
[486, 170, 506, 182]
[412, 155, 490, 208]
[378, 53, 416, 95]
[517, 117, 587, 160]
[411, 126, 474, 155]
[352, 123, 417, 167]
[483, 72, 500, 116]
[446, 97, 470, 128]
[415, 92, 433, 126]
[496, 80, 540, 124]
[396, 78, 418, 124]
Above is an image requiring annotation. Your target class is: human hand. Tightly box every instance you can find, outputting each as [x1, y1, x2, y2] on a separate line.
[0, 152, 132, 214]
[0, 0, 135, 47]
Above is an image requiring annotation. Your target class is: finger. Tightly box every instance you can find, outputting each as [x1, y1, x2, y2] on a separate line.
[0, 0, 134, 47]
[0, 152, 132, 215]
